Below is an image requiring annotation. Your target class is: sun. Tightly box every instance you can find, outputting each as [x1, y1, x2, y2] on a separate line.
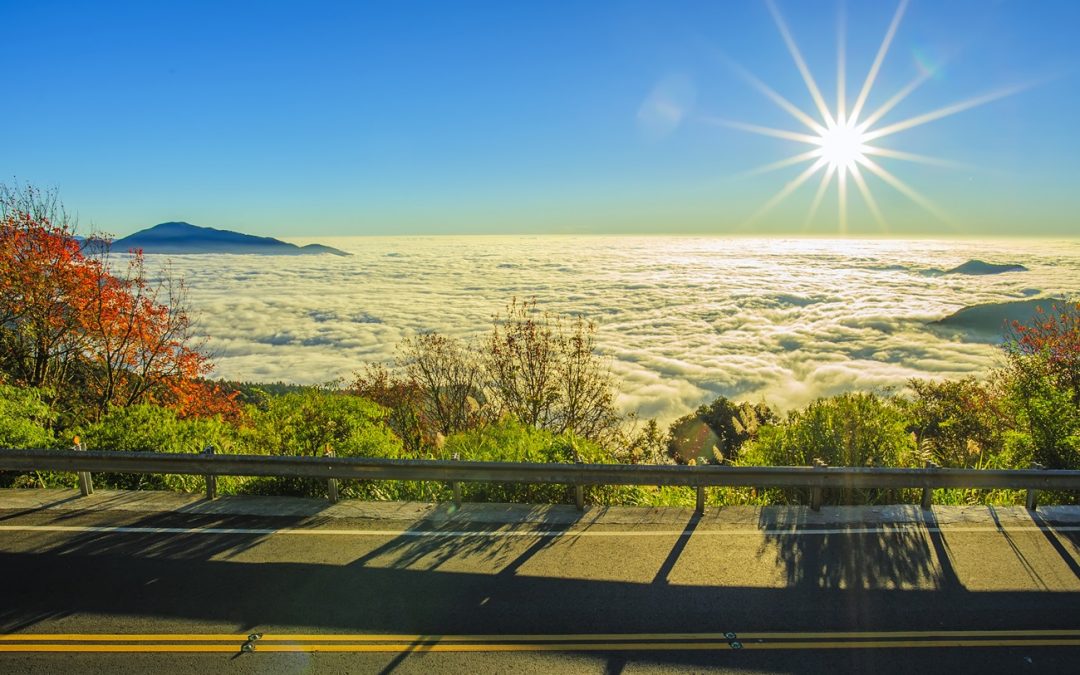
[707, 0, 1028, 233]
[818, 122, 867, 172]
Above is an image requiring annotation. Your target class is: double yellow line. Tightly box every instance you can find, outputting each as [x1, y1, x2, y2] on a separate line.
[2, 630, 1079, 653]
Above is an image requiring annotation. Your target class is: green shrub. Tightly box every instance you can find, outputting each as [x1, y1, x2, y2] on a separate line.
[0, 384, 57, 488]
[239, 388, 403, 498]
[740, 392, 918, 505]
[903, 377, 1008, 468]
[0, 384, 55, 449]
[668, 396, 776, 464]
[441, 417, 638, 505]
[77, 404, 239, 491]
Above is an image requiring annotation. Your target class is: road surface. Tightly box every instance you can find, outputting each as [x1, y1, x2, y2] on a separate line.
[1, 489, 1078, 673]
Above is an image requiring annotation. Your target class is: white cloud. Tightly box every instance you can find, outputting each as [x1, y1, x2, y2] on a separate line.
[154, 237, 1080, 423]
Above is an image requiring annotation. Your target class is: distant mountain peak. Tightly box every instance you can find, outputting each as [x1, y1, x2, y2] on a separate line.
[945, 259, 1027, 275]
[111, 222, 350, 256]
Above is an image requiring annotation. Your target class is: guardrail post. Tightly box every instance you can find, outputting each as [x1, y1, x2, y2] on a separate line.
[73, 436, 93, 496]
[324, 445, 339, 503]
[202, 444, 217, 500]
[1026, 462, 1045, 511]
[574, 454, 585, 511]
[695, 485, 705, 516]
[451, 453, 462, 507]
[809, 458, 827, 511]
[921, 460, 939, 510]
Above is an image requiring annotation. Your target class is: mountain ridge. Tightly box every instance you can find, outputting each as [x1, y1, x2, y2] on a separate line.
[111, 222, 350, 256]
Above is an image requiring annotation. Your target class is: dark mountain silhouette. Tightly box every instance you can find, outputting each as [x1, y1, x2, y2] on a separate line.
[931, 298, 1063, 338]
[944, 259, 1027, 275]
[111, 222, 350, 256]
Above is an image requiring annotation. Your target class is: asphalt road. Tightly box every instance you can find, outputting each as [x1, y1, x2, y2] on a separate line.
[1, 490, 1079, 673]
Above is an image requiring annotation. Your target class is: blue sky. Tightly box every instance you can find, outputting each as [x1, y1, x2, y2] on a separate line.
[2, 0, 1078, 237]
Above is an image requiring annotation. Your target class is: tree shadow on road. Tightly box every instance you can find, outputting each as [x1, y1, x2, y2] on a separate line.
[755, 507, 961, 590]
[1031, 510, 1080, 581]
[349, 504, 585, 574]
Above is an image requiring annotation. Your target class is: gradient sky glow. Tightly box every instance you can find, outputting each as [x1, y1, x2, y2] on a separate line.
[2, 0, 1078, 237]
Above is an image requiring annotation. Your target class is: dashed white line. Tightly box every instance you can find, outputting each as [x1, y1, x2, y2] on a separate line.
[0, 524, 1077, 537]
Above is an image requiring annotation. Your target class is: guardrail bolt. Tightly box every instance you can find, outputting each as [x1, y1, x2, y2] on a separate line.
[921, 460, 939, 510]
[809, 458, 827, 511]
[73, 436, 94, 497]
[202, 444, 217, 500]
[1026, 462, 1045, 511]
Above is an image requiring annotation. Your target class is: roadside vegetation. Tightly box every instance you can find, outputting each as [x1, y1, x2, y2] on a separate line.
[1, 184, 1078, 506]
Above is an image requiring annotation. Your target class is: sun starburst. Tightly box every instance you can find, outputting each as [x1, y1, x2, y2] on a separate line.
[712, 0, 1030, 234]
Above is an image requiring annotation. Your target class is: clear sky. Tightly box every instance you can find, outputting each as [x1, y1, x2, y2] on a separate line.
[2, 0, 1078, 237]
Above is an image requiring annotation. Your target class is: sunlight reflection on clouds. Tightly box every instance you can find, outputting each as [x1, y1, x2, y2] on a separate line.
[159, 237, 1080, 423]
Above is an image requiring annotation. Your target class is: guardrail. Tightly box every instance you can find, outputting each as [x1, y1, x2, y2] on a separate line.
[3, 448, 1079, 514]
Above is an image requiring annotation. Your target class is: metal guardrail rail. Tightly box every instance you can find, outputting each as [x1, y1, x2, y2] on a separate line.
[2, 448, 1079, 513]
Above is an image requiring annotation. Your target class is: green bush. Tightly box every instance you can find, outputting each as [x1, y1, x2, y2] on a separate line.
[1004, 360, 1080, 472]
[0, 384, 57, 488]
[239, 388, 403, 498]
[441, 417, 639, 505]
[0, 384, 55, 449]
[740, 392, 918, 505]
[668, 396, 776, 464]
[77, 404, 239, 491]
[903, 377, 1008, 468]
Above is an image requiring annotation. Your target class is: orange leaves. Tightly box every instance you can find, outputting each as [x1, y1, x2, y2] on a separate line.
[152, 377, 244, 422]
[1, 185, 222, 421]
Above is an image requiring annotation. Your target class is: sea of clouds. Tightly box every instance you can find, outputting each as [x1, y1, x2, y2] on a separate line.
[154, 237, 1080, 424]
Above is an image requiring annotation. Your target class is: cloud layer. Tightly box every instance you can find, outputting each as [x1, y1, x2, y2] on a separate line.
[155, 236, 1080, 423]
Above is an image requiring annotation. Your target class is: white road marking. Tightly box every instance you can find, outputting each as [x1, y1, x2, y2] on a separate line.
[0, 523, 1077, 538]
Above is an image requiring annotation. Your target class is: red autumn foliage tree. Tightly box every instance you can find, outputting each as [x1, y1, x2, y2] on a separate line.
[350, 362, 427, 454]
[1006, 300, 1080, 403]
[1, 184, 238, 422]
[0, 186, 94, 391]
[155, 377, 243, 422]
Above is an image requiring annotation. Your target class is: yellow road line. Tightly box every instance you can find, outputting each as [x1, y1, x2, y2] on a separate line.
[2, 640, 1080, 653]
[739, 640, 1080, 651]
[0, 634, 248, 642]
[741, 629, 1080, 639]
[4, 629, 1080, 643]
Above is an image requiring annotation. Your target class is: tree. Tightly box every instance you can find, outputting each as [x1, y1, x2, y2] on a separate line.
[0, 185, 94, 394]
[485, 298, 622, 443]
[1005, 300, 1080, 403]
[742, 393, 916, 469]
[78, 243, 214, 417]
[624, 419, 673, 465]
[904, 377, 1007, 468]
[1002, 301, 1080, 471]
[351, 362, 426, 454]
[399, 332, 485, 438]
[0, 183, 229, 422]
[668, 396, 776, 464]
